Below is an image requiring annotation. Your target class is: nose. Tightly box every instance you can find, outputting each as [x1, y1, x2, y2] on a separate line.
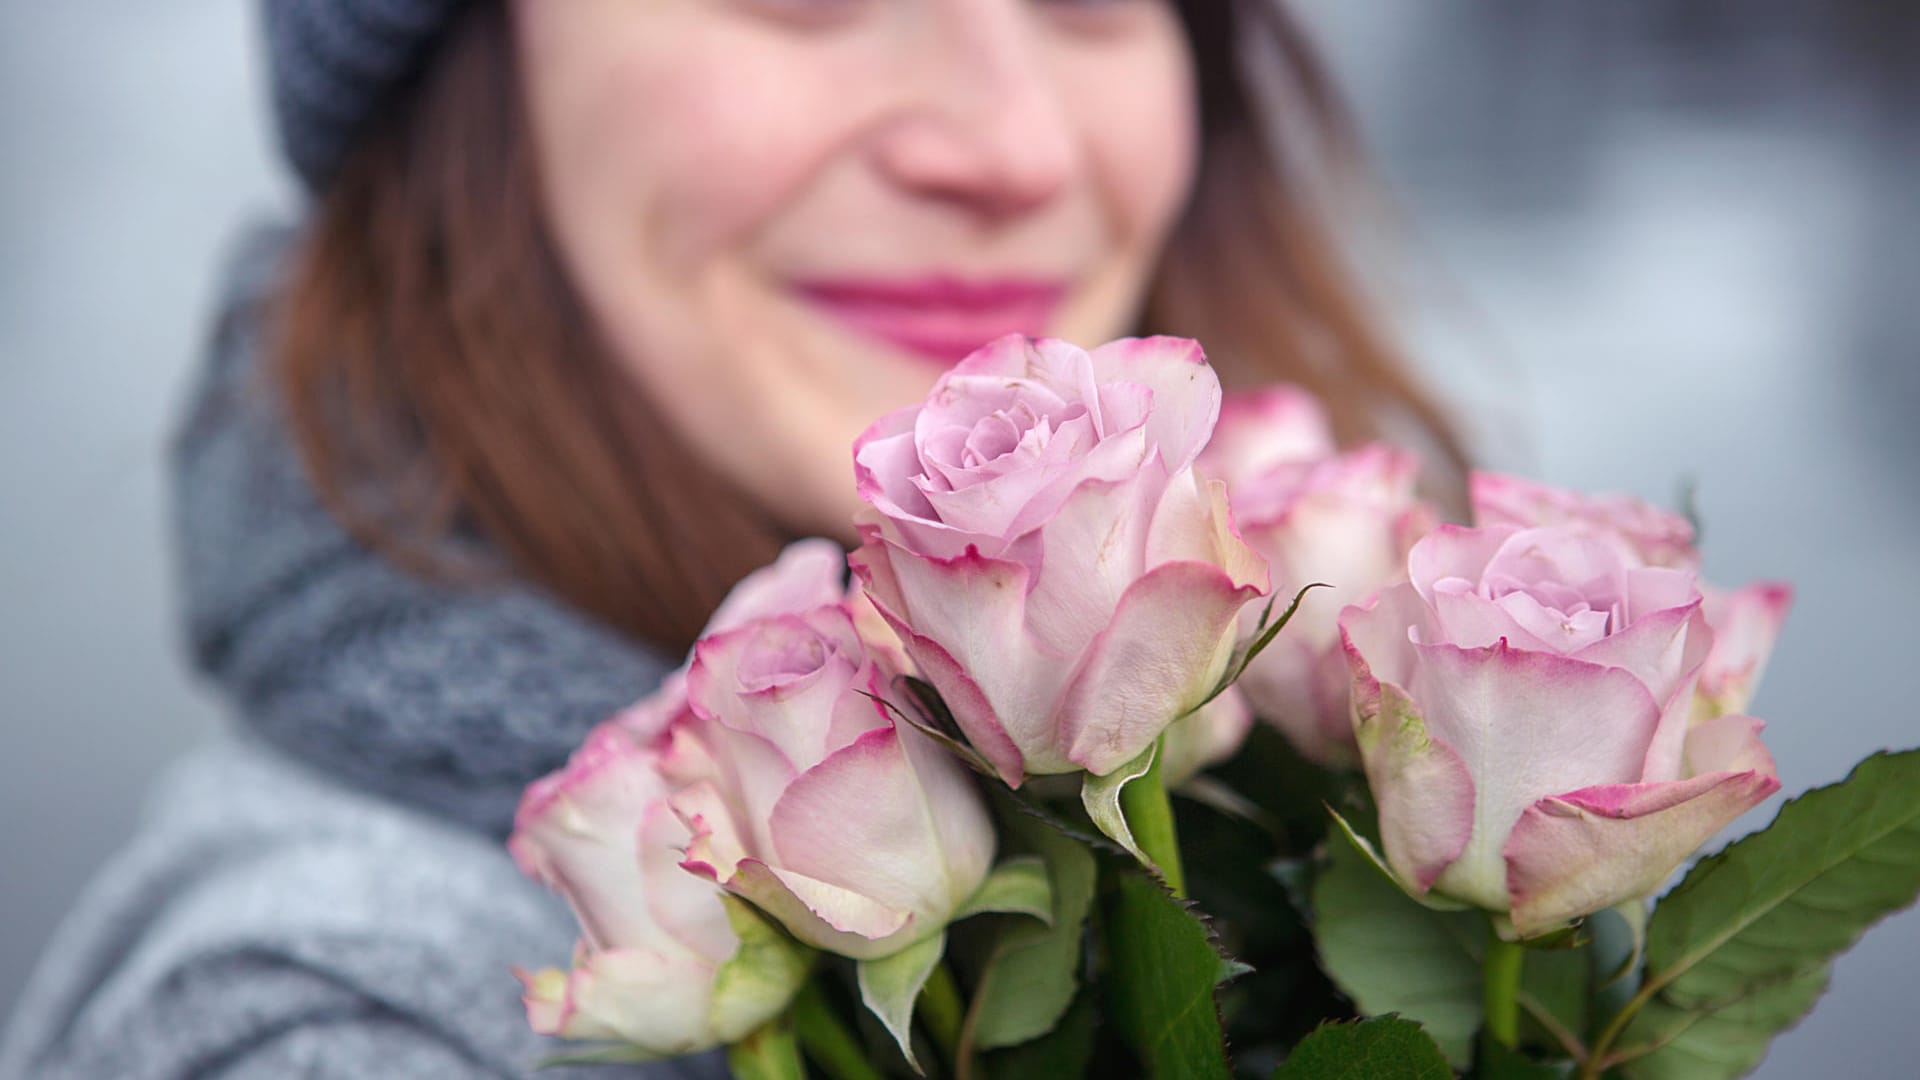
[871, 4, 1080, 221]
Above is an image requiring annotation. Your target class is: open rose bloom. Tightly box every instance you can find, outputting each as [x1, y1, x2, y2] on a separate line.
[850, 335, 1269, 784]
[1340, 522, 1782, 937]
[1198, 387, 1437, 766]
[1469, 471, 1794, 723]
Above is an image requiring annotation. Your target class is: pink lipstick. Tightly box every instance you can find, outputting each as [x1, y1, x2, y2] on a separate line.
[795, 276, 1067, 365]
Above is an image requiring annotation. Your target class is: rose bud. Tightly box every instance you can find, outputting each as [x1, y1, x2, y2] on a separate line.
[510, 724, 808, 1057]
[1339, 522, 1781, 938]
[663, 603, 996, 961]
[849, 334, 1269, 785]
[1199, 387, 1438, 766]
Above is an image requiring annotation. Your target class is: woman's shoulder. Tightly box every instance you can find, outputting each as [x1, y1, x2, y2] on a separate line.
[0, 736, 720, 1080]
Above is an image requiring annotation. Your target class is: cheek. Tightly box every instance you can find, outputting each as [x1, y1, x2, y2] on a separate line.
[1064, 29, 1199, 253]
[520, 8, 841, 288]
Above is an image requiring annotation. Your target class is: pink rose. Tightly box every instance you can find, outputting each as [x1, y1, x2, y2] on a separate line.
[666, 601, 996, 960]
[1200, 385, 1337, 483]
[1470, 471, 1699, 571]
[510, 724, 807, 1056]
[1199, 388, 1437, 765]
[1340, 523, 1781, 937]
[1469, 472, 1794, 722]
[850, 335, 1270, 783]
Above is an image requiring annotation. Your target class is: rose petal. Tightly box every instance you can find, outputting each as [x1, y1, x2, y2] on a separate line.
[1411, 642, 1660, 912]
[1348, 676, 1477, 893]
[1059, 560, 1262, 777]
[848, 536, 1029, 784]
[1504, 761, 1781, 936]
[856, 533, 1069, 778]
[1698, 581, 1794, 716]
[539, 946, 719, 1052]
[705, 538, 848, 636]
[1085, 336, 1221, 473]
[1408, 523, 1521, 610]
[1683, 712, 1780, 777]
[1199, 384, 1336, 489]
[510, 724, 671, 953]
[691, 856, 914, 960]
[769, 727, 992, 928]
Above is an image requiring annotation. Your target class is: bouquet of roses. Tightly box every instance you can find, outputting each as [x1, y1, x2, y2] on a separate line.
[510, 335, 1920, 1079]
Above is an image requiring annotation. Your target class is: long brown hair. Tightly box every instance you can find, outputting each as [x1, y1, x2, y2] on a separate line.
[273, 1, 1466, 656]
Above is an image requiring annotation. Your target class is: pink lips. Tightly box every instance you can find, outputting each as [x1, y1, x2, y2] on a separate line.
[795, 276, 1068, 365]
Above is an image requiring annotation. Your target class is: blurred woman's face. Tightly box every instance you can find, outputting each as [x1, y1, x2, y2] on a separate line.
[512, 0, 1197, 538]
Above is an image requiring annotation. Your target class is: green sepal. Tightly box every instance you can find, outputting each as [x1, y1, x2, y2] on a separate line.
[953, 855, 1054, 925]
[856, 931, 947, 1074]
[963, 807, 1098, 1053]
[1081, 742, 1161, 870]
[1326, 805, 1471, 912]
[1190, 583, 1326, 714]
[712, 894, 815, 1043]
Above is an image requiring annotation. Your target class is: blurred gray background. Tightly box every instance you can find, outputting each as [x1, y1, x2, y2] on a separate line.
[2, 2, 1914, 1075]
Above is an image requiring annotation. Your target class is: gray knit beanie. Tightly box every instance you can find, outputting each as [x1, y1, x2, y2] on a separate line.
[264, 0, 472, 190]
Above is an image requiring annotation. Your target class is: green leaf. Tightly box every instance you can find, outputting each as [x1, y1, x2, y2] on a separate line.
[964, 811, 1098, 1051]
[1313, 819, 1608, 1067]
[1615, 966, 1828, 1080]
[979, 990, 1100, 1080]
[1312, 815, 1483, 1067]
[856, 931, 947, 1073]
[1512, 946, 1588, 1063]
[1272, 1016, 1452, 1080]
[1103, 867, 1234, 1079]
[953, 855, 1054, 924]
[1608, 749, 1920, 1077]
[725, 1014, 806, 1080]
[1082, 742, 1161, 869]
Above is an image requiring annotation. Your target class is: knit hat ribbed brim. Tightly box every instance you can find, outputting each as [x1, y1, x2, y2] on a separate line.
[264, 0, 470, 190]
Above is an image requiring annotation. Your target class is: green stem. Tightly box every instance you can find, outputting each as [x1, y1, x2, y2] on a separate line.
[727, 1012, 806, 1080]
[1119, 736, 1187, 897]
[791, 981, 883, 1080]
[1483, 927, 1525, 1050]
[1581, 980, 1661, 1080]
[918, 960, 965, 1062]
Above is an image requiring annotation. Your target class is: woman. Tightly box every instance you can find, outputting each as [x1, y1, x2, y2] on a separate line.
[0, 1, 1461, 1077]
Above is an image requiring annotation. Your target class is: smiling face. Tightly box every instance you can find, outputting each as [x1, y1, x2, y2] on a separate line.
[510, 0, 1198, 538]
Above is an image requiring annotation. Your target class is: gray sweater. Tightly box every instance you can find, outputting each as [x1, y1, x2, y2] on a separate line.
[0, 226, 729, 1078]
[0, 736, 723, 1079]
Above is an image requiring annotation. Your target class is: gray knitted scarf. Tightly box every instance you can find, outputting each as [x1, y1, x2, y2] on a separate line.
[173, 224, 673, 837]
